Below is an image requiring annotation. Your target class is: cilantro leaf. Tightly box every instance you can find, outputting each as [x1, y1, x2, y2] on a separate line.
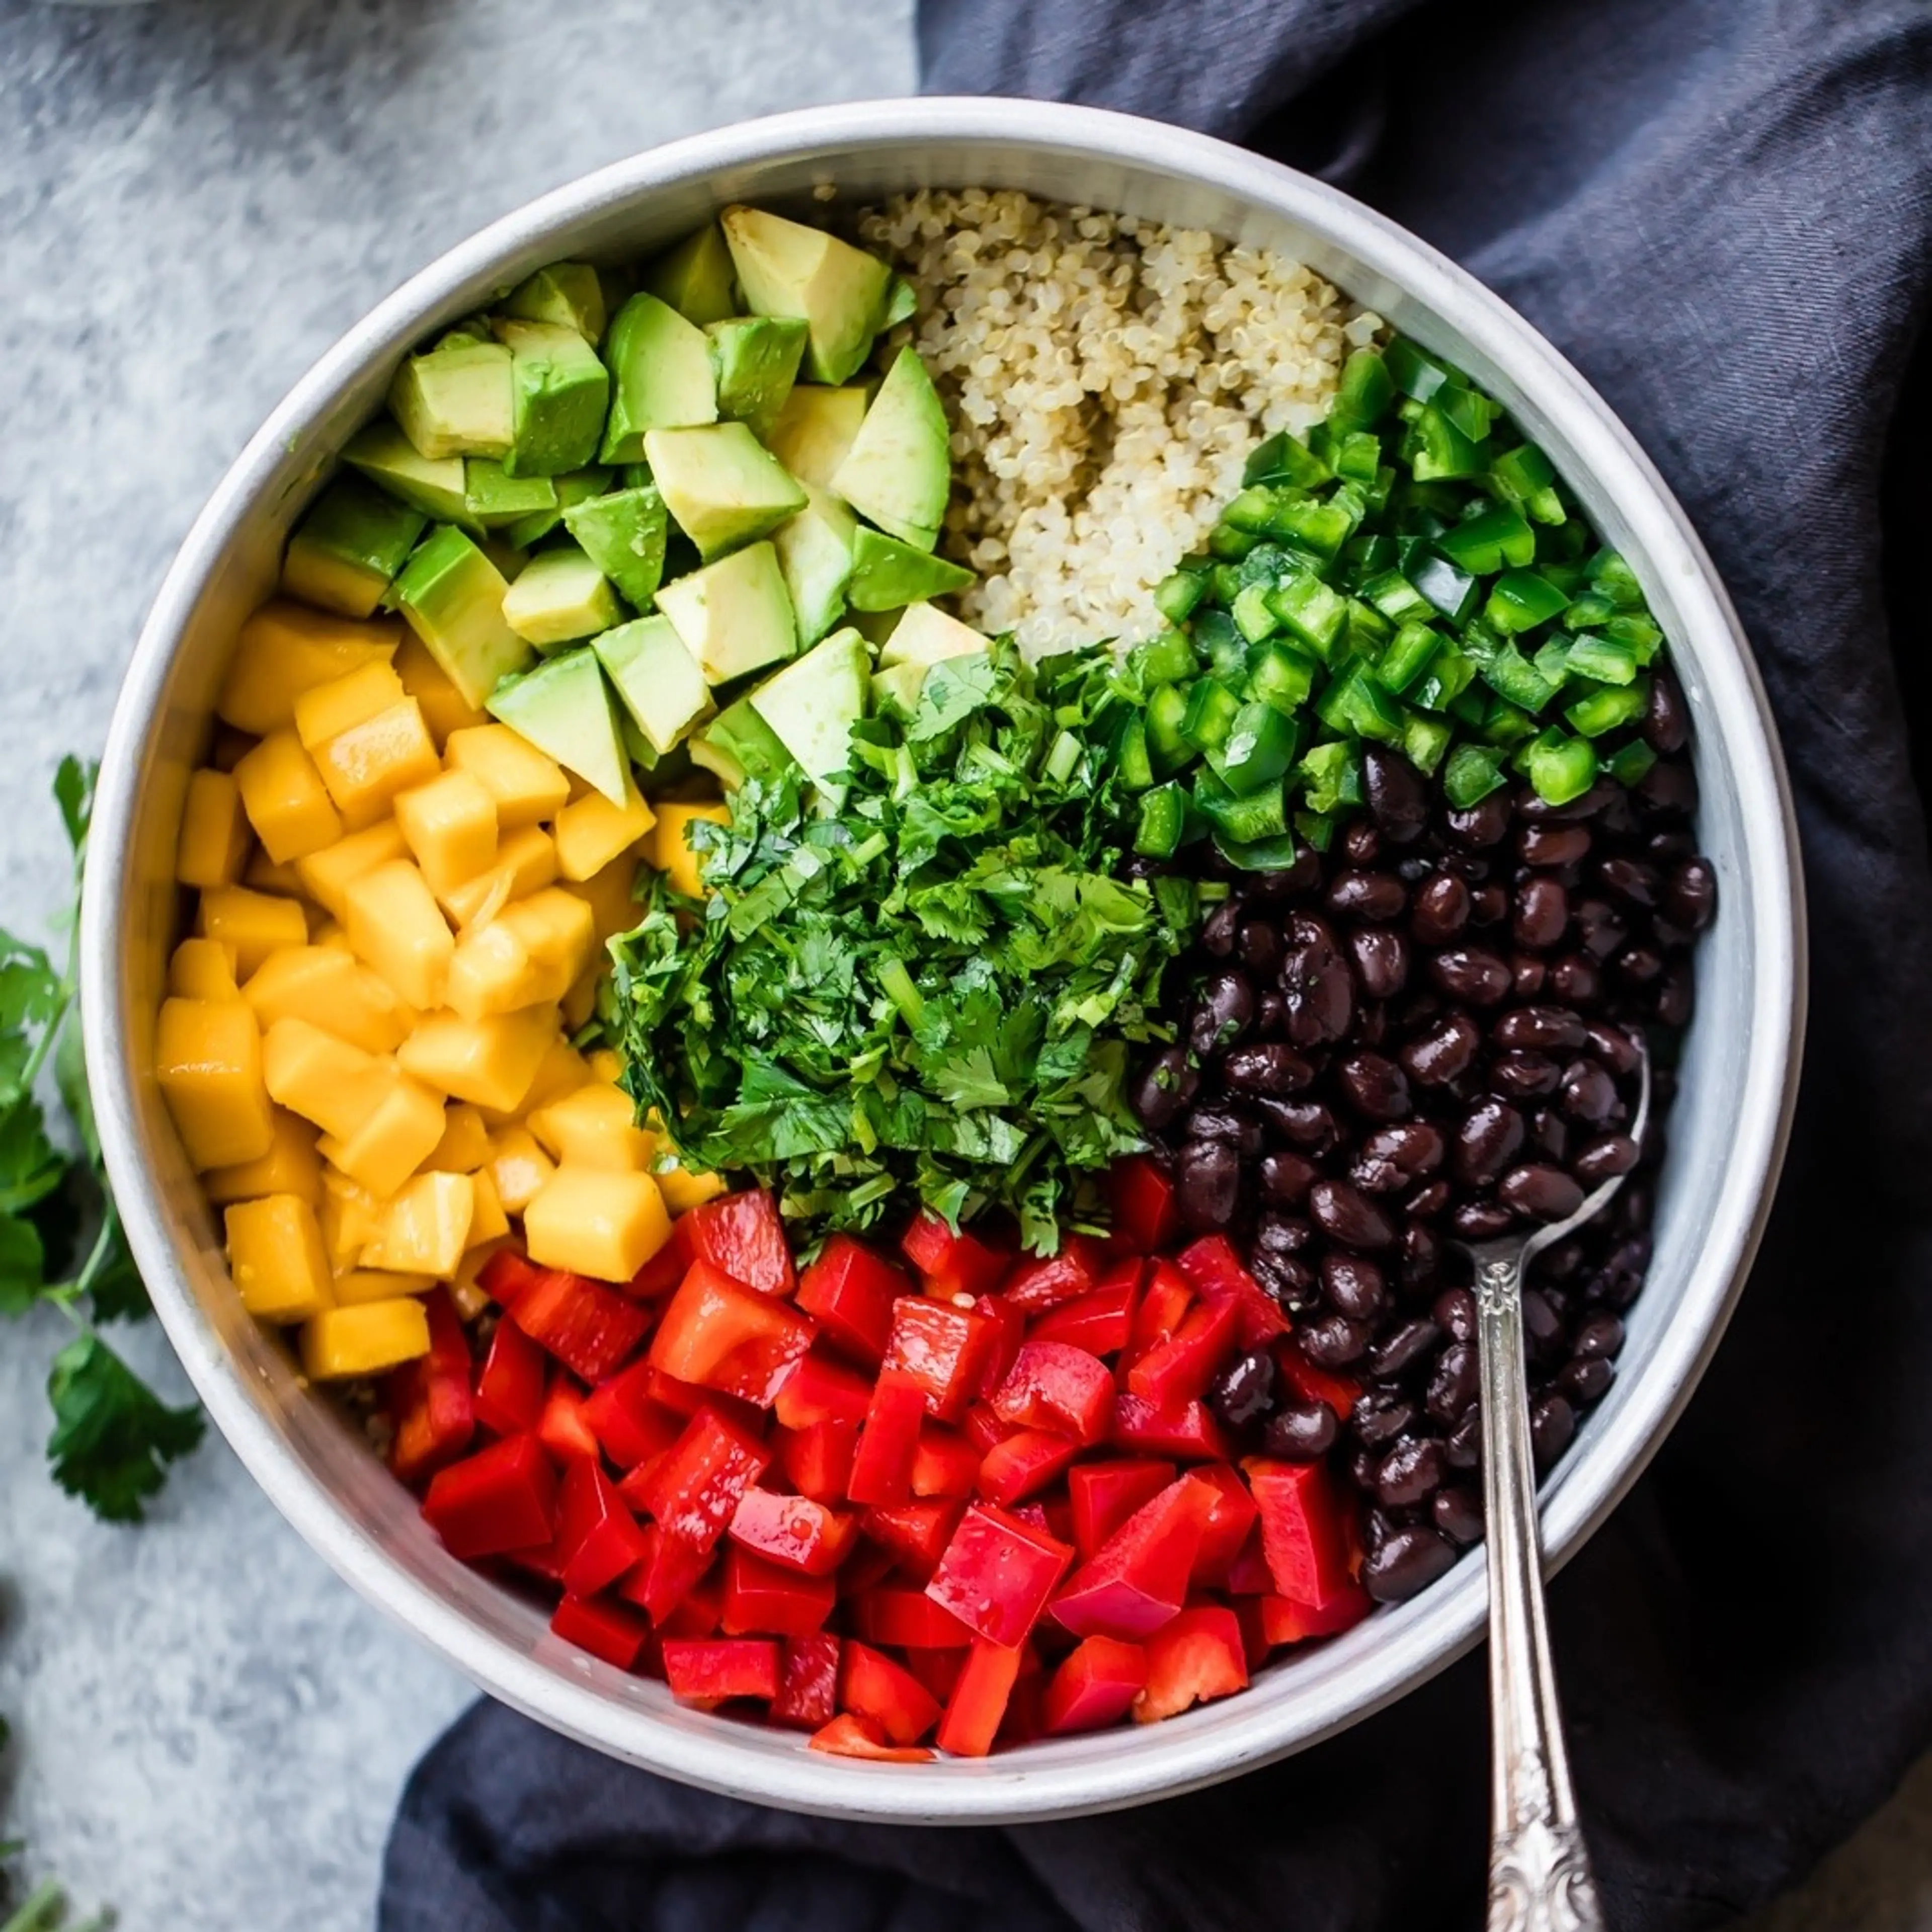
[46, 1334, 203, 1523]
[0, 1213, 45, 1315]
[54, 754, 96, 854]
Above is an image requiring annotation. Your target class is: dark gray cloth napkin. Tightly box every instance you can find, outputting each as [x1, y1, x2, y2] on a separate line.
[381, 2, 1932, 1924]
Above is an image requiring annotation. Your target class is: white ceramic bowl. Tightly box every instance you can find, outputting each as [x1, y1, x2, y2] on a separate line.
[83, 97, 1806, 1823]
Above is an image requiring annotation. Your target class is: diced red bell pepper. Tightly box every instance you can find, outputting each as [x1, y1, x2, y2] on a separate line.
[500, 1538, 567, 1586]
[836, 1543, 899, 1600]
[473, 1315, 547, 1437]
[1132, 1605, 1248, 1723]
[511, 1265, 654, 1383]
[1028, 1261, 1141, 1356]
[860, 1499, 963, 1579]
[839, 1639, 942, 1745]
[1068, 1459, 1175, 1558]
[1051, 1475, 1213, 1640]
[772, 1349, 873, 1429]
[1124, 1294, 1239, 1410]
[478, 1247, 547, 1309]
[796, 1235, 910, 1364]
[581, 1359, 682, 1473]
[850, 1586, 974, 1650]
[961, 1403, 1015, 1457]
[537, 1379, 601, 1464]
[995, 1657, 1047, 1748]
[616, 1523, 712, 1622]
[846, 1370, 927, 1507]
[662, 1637, 780, 1706]
[1176, 1235, 1290, 1349]
[900, 1210, 1009, 1301]
[549, 1592, 650, 1670]
[1184, 1462, 1260, 1587]
[422, 1434, 557, 1560]
[625, 1215, 693, 1299]
[1224, 1524, 1273, 1595]
[728, 1487, 857, 1577]
[634, 1366, 763, 1436]
[1129, 1260, 1193, 1358]
[999, 1235, 1104, 1313]
[660, 1574, 724, 1638]
[680, 1188, 795, 1298]
[649, 1260, 815, 1405]
[1245, 1457, 1357, 1612]
[1110, 1392, 1232, 1462]
[1041, 1635, 1149, 1736]
[1256, 1583, 1374, 1647]
[634, 1405, 771, 1552]
[719, 1546, 836, 1637]
[989, 1341, 1114, 1444]
[1040, 1494, 1077, 1549]
[388, 1286, 475, 1484]
[882, 1297, 996, 1423]
[900, 1644, 969, 1706]
[970, 1293, 1026, 1396]
[976, 1429, 1080, 1508]
[934, 1637, 1022, 1757]
[1273, 1342, 1362, 1420]
[1107, 1154, 1179, 1253]
[926, 1504, 1073, 1649]
[771, 1633, 841, 1730]
[777, 1417, 861, 1504]
[555, 1456, 650, 1597]
[909, 1425, 980, 1499]
[808, 1713, 933, 1761]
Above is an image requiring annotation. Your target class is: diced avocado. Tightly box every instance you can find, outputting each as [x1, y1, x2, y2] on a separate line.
[847, 527, 975, 612]
[689, 691, 795, 790]
[881, 274, 919, 329]
[720, 206, 892, 385]
[642, 223, 739, 327]
[388, 339, 514, 460]
[644, 422, 808, 561]
[599, 293, 717, 463]
[848, 607, 904, 647]
[771, 484, 856, 646]
[655, 540, 797, 685]
[494, 319, 611, 478]
[390, 526, 534, 708]
[747, 627, 869, 803]
[765, 384, 870, 491]
[871, 659, 930, 717]
[478, 535, 530, 583]
[500, 544, 622, 647]
[464, 459, 558, 530]
[502, 263, 606, 344]
[436, 316, 495, 350]
[594, 613, 714, 755]
[830, 346, 950, 550]
[281, 474, 426, 620]
[505, 465, 611, 549]
[878, 600, 987, 670]
[706, 315, 810, 437]
[342, 423, 472, 528]
[562, 487, 669, 610]
[485, 645, 628, 806]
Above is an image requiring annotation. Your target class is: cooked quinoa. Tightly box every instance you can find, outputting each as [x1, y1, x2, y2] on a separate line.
[856, 188, 1381, 652]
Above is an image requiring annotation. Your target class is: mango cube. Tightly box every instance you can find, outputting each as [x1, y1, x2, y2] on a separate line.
[301, 1299, 431, 1380]
[344, 859, 454, 1011]
[438, 825, 558, 929]
[655, 1155, 729, 1214]
[293, 660, 408, 752]
[560, 968, 598, 1032]
[527, 1081, 654, 1172]
[233, 729, 345, 864]
[451, 1239, 510, 1320]
[244, 851, 310, 897]
[204, 1109, 323, 1207]
[395, 769, 498, 895]
[520, 1038, 593, 1113]
[317, 1068, 447, 1196]
[650, 799, 731, 898]
[242, 945, 412, 1056]
[425, 1102, 492, 1173]
[396, 1006, 560, 1113]
[485, 1125, 554, 1214]
[175, 768, 251, 889]
[320, 1171, 384, 1270]
[295, 819, 409, 922]
[498, 890, 597, 1003]
[587, 1048, 625, 1084]
[155, 997, 276, 1170]
[331, 1267, 435, 1307]
[214, 600, 401, 736]
[467, 1166, 510, 1248]
[224, 1193, 336, 1322]
[313, 699, 441, 828]
[523, 1165, 670, 1281]
[197, 886, 309, 978]
[553, 781, 654, 884]
[261, 1017, 390, 1140]
[443, 723, 570, 829]
[169, 937, 241, 1002]
[361, 1170, 475, 1276]
[394, 634, 490, 750]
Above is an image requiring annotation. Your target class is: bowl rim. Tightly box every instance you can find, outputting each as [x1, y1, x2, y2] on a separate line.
[83, 94, 1807, 1822]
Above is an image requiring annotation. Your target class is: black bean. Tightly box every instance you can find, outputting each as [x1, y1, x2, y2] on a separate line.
[1529, 1107, 1570, 1165]
[1513, 876, 1570, 950]
[1402, 1012, 1483, 1087]
[1432, 1287, 1478, 1344]
[1499, 1164, 1586, 1222]
[1404, 1178, 1452, 1221]
[1370, 1316, 1440, 1380]
[1351, 1388, 1417, 1448]
[1222, 1043, 1314, 1098]
[1308, 1179, 1396, 1251]
[1664, 858, 1717, 933]
[1132, 1046, 1199, 1129]
[1322, 1252, 1387, 1320]
[1254, 1212, 1314, 1260]
[1208, 1350, 1275, 1429]
[1530, 1393, 1577, 1469]
[1426, 1340, 1479, 1422]
[1520, 1289, 1562, 1352]
[1189, 972, 1256, 1055]
[1445, 795, 1510, 848]
[1183, 1105, 1262, 1155]
[1452, 1198, 1515, 1241]
[1411, 873, 1472, 945]
[1493, 1006, 1590, 1054]
[1429, 946, 1512, 1006]
[1445, 1407, 1483, 1469]
[1584, 1020, 1642, 1077]
[1511, 954, 1548, 1000]
[1538, 1239, 1585, 1283]
[1281, 916, 1356, 1046]
[1560, 1354, 1615, 1404]
[1469, 883, 1510, 928]
[1657, 964, 1696, 1027]
[1340, 820, 1383, 867]
[1558, 1059, 1619, 1123]
[1643, 666, 1689, 754]
[1401, 1221, 1442, 1289]
[1238, 920, 1284, 975]
[1251, 1251, 1316, 1311]
[1258, 1150, 1317, 1204]
[1548, 953, 1601, 1005]
[1519, 824, 1591, 868]
[1521, 777, 1616, 822]
[1637, 757, 1697, 818]
[1574, 1313, 1625, 1359]
[1175, 1138, 1241, 1230]
[1362, 745, 1430, 844]
[1367, 1122, 1444, 1180]
[1362, 1524, 1458, 1602]
[1256, 1098, 1338, 1152]
[1350, 1450, 1381, 1494]
[1573, 1134, 1640, 1184]
[1617, 943, 1665, 986]
[1598, 856, 1660, 909]
[1492, 1051, 1561, 1100]
[1329, 870, 1407, 922]
[1264, 1400, 1340, 1461]
[1299, 1313, 1373, 1367]
[1200, 898, 1240, 957]
[1433, 1486, 1484, 1545]
[1255, 990, 1286, 1036]
[1375, 1436, 1447, 1508]
[1349, 926, 1411, 1000]
[1455, 1099, 1525, 1186]
[1337, 1051, 1412, 1121]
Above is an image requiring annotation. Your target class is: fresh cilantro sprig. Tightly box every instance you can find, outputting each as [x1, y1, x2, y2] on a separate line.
[2, 758, 202, 1521]
[607, 638, 1199, 1255]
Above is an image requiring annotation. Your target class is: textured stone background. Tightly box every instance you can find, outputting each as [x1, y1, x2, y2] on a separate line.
[0, 4, 1922, 1927]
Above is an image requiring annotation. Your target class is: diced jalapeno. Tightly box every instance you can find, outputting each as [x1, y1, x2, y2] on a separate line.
[1605, 739, 1658, 786]
[1231, 580, 1281, 644]
[1410, 551, 1478, 624]
[1179, 677, 1242, 755]
[1565, 682, 1650, 738]
[1116, 713, 1155, 791]
[1193, 768, 1290, 843]
[1485, 571, 1572, 634]
[1383, 337, 1453, 404]
[1435, 505, 1537, 575]
[1130, 627, 1200, 686]
[1360, 568, 1433, 626]
[1407, 403, 1489, 480]
[1563, 633, 1640, 685]
[1245, 638, 1319, 714]
[1298, 738, 1363, 815]
[1145, 682, 1193, 772]
[1402, 710, 1454, 776]
[1134, 781, 1188, 859]
[1153, 569, 1208, 624]
[1491, 443, 1566, 524]
[1526, 731, 1599, 805]
[1332, 348, 1397, 432]
[1209, 700, 1301, 796]
[1243, 430, 1332, 490]
[1379, 620, 1441, 694]
[1443, 742, 1507, 808]
[1481, 641, 1561, 713]
[1267, 569, 1349, 657]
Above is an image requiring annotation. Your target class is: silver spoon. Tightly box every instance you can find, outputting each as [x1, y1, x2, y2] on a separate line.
[1460, 1038, 1650, 1932]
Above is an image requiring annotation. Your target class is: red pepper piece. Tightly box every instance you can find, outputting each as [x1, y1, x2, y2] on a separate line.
[1039, 1494, 1077, 1549]
[1051, 1475, 1213, 1640]
[728, 1487, 858, 1577]
[860, 1498, 963, 1579]
[796, 1234, 910, 1364]
[1111, 1391, 1232, 1462]
[772, 1349, 873, 1429]
[1028, 1261, 1141, 1356]
[662, 1637, 781, 1706]
[625, 1215, 693, 1299]
[926, 1503, 1074, 1648]
[649, 1259, 815, 1405]
[1244, 1457, 1357, 1612]
[776, 1417, 861, 1504]
[1128, 1260, 1193, 1359]
[660, 1573, 724, 1638]
[839, 1639, 942, 1745]
[899, 1210, 1009, 1301]
[934, 1637, 1022, 1757]
[422, 1434, 557, 1560]
[616, 1522, 712, 1622]
[1224, 1524, 1273, 1595]
[846, 1370, 927, 1507]
[1187, 1463, 1261, 1587]
[555, 1456, 650, 1597]
[549, 1592, 650, 1670]
[1132, 1604, 1248, 1722]
[850, 1586, 974, 1650]
[900, 1644, 969, 1706]
[1176, 1235, 1290, 1349]
[719, 1546, 836, 1637]
[1068, 1459, 1175, 1559]
[961, 1402, 1015, 1458]
[998, 1235, 1104, 1314]
[478, 1247, 546, 1309]
[634, 1405, 771, 1552]
[537, 1379, 601, 1464]
[1257, 1583, 1374, 1647]
[808, 1713, 934, 1761]
[1123, 1294, 1239, 1410]
[882, 1297, 996, 1423]
[996, 1655, 1049, 1748]
[1041, 1635, 1148, 1736]
[473, 1315, 546, 1438]
[387, 1286, 475, 1485]
[909, 1424, 980, 1499]
[989, 1341, 1114, 1444]
[680, 1188, 794, 1298]
[500, 1538, 567, 1587]
[1107, 1154, 1179, 1253]
[770, 1633, 841, 1730]
[836, 1543, 899, 1599]
[970, 1293, 1026, 1396]
[976, 1428, 1080, 1508]
[1273, 1342, 1362, 1420]
[581, 1359, 682, 1473]
[511, 1265, 654, 1383]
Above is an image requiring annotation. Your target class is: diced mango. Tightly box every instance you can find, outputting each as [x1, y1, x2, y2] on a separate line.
[395, 769, 498, 895]
[242, 946, 412, 1056]
[528, 1082, 654, 1172]
[553, 780, 654, 884]
[396, 1006, 560, 1113]
[295, 819, 409, 922]
[232, 728, 346, 863]
[560, 853, 645, 948]
[438, 825, 558, 929]
[169, 937, 241, 1002]
[467, 1166, 510, 1248]
[561, 968, 599, 1031]
[224, 1194, 336, 1322]
[523, 1165, 670, 1281]
[443, 723, 570, 829]
[320, 1171, 384, 1270]
[313, 921, 351, 950]
[292, 661, 409, 752]
[301, 1299, 431, 1380]
[425, 1102, 492, 1173]
[343, 860, 454, 1011]
[155, 997, 276, 1170]
[485, 1126, 554, 1214]
[197, 886, 309, 978]
[361, 1170, 475, 1276]
[655, 1155, 729, 1214]
[394, 634, 491, 750]
[499, 889, 597, 1002]
[312, 699, 441, 829]
[204, 1108, 323, 1207]
[444, 922, 541, 1024]
[243, 851, 310, 897]
[175, 768, 251, 889]
[331, 1267, 435, 1307]
[587, 1048, 625, 1085]
[214, 600, 401, 737]
[451, 1238, 511, 1320]
[650, 799, 731, 898]
[316, 1068, 447, 1196]
[260, 1017, 390, 1140]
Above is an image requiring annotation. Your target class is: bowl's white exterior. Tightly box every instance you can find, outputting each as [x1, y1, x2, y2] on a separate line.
[82, 98, 1804, 1823]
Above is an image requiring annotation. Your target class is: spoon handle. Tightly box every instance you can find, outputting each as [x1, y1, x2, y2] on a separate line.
[1474, 1249, 1606, 1932]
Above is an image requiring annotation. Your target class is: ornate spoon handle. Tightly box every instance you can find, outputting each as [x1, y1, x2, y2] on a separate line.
[1474, 1248, 1606, 1932]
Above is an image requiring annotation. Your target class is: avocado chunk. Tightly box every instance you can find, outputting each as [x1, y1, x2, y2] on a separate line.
[706, 315, 810, 437]
[562, 486, 669, 610]
[486, 645, 628, 806]
[720, 206, 892, 385]
[599, 293, 717, 464]
[879, 599, 988, 670]
[644, 422, 808, 561]
[830, 346, 951, 550]
[847, 527, 975, 612]
[642, 223, 739, 327]
[870, 659, 930, 718]
[690, 692, 795, 790]
[765, 384, 870, 491]
[493, 319, 611, 478]
[390, 526, 535, 708]
[882, 274, 919, 328]
[747, 627, 870, 804]
[342, 423, 473, 528]
[502, 262, 606, 344]
[501, 544, 622, 647]
[388, 339, 514, 460]
[594, 613, 714, 756]
[464, 460, 557, 530]
[656, 540, 797, 685]
[505, 465, 611, 549]
[771, 484, 856, 646]
[281, 473, 426, 620]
